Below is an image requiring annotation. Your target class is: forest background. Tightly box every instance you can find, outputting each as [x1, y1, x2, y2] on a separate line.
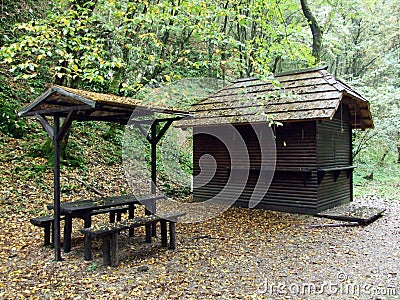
[1, 0, 400, 200]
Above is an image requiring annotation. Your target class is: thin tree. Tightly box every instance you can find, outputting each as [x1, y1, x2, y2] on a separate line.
[300, 0, 322, 64]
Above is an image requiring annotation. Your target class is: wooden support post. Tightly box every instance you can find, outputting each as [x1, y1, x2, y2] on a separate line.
[83, 214, 91, 228]
[36, 112, 75, 261]
[150, 122, 157, 238]
[134, 118, 179, 240]
[151, 122, 157, 195]
[53, 115, 62, 261]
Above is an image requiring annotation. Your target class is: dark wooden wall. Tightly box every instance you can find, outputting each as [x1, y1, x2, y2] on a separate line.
[317, 105, 353, 211]
[254, 121, 319, 213]
[193, 106, 353, 214]
[193, 122, 319, 214]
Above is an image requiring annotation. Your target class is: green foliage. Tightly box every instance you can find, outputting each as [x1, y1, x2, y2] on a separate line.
[2, 0, 399, 203]
[0, 75, 26, 138]
[0, 0, 313, 94]
[0, 101, 24, 138]
[311, 0, 400, 201]
[352, 84, 400, 159]
[87, 261, 98, 272]
[316, 0, 400, 85]
[1, 2, 124, 85]
[351, 83, 400, 199]
[0, 0, 51, 46]
[354, 150, 400, 200]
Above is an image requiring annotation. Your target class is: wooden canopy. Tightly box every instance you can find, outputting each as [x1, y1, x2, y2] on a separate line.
[19, 85, 191, 262]
[180, 66, 373, 130]
[18, 85, 189, 123]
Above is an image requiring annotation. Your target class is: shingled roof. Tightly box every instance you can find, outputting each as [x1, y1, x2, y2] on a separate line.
[18, 85, 189, 124]
[181, 66, 373, 129]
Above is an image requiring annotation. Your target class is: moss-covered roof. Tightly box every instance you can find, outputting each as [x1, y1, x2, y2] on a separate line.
[18, 85, 190, 124]
[179, 66, 373, 129]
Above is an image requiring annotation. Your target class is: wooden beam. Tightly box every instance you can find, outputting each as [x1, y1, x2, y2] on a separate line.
[24, 105, 93, 116]
[35, 114, 54, 139]
[154, 120, 174, 144]
[132, 116, 183, 125]
[134, 123, 152, 143]
[57, 110, 77, 142]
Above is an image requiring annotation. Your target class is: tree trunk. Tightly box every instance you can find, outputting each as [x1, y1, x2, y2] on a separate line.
[398, 146, 400, 163]
[300, 0, 323, 64]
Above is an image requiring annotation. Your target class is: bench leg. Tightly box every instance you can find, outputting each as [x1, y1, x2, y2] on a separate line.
[160, 220, 167, 247]
[102, 236, 111, 266]
[43, 222, 52, 246]
[102, 233, 118, 266]
[84, 234, 92, 261]
[64, 215, 73, 253]
[145, 200, 157, 238]
[110, 232, 118, 267]
[169, 221, 176, 250]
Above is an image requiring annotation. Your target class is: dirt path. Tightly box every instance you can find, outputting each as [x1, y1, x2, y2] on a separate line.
[0, 195, 399, 299]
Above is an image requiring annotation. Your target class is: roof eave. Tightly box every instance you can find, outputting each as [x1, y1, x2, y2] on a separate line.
[18, 86, 97, 117]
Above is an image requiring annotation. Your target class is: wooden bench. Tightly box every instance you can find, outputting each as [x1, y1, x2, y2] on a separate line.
[31, 206, 129, 247]
[81, 212, 185, 266]
[30, 215, 60, 246]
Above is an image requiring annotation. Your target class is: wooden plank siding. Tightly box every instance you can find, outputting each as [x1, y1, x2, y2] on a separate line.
[193, 113, 354, 214]
[193, 122, 320, 214]
[316, 105, 353, 211]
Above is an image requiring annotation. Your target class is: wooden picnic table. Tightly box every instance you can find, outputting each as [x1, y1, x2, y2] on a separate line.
[48, 194, 164, 252]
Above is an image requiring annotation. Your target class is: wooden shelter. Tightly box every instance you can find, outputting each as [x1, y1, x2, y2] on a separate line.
[183, 66, 373, 214]
[19, 85, 190, 261]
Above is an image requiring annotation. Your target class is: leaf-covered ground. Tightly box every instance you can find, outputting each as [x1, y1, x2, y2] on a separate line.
[1, 132, 399, 299]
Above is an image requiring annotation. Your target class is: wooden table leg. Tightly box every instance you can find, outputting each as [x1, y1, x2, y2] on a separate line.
[109, 212, 116, 223]
[129, 204, 135, 237]
[160, 220, 167, 247]
[145, 223, 152, 243]
[83, 214, 91, 228]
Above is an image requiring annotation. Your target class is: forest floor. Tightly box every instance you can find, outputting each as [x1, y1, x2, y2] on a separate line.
[1, 132, 400, 299]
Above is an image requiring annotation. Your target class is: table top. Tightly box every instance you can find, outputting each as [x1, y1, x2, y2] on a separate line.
[50, 194, 165, 214]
